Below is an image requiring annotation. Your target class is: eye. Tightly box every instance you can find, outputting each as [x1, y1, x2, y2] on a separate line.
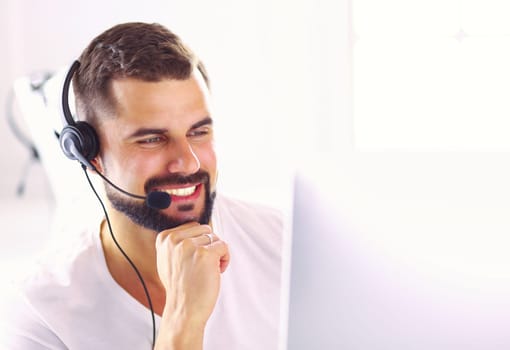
[137, 135, 165, 146]
[188, 126, 212, 138]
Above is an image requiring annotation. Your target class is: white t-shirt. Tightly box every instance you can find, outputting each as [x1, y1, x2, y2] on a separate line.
[0, 195, 283, 349]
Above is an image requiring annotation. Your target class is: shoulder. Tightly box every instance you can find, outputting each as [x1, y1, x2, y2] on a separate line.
[0, 226, 102, 348]
[19, 226, 100, 294]
[0, 282, 67, 349]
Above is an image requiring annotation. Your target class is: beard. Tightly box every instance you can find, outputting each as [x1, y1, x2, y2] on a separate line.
[105, 170, 216, 233]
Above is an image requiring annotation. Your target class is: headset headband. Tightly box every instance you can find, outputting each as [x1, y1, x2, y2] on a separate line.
[61, 60, 80, 126]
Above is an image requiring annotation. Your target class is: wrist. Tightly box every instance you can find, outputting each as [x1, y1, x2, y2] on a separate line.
[155, 307, 206, 350]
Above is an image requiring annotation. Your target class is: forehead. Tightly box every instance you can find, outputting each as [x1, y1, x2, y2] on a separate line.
[107, 70, 211, 126]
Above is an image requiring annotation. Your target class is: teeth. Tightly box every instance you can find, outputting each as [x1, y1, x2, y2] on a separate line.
[164, 185, 196, 197]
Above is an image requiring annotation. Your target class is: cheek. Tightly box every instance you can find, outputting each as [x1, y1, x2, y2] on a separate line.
[197, 146, 217, 183]
[130, 154, 164, 177]
[114, 153, 162, 190]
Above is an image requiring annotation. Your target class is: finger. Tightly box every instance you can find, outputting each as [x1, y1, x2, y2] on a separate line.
[157, 222, 212, 247]
[192, 233, 218, 247]
[156, 222, 198, 246]
[206, 240, 230, 273]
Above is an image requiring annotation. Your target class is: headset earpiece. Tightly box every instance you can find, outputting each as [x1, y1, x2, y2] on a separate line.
[59, 121, 99, 168]
[59, 60, 100, 170]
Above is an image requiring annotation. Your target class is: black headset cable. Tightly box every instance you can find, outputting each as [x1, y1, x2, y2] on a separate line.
[82, 164, 156, 348]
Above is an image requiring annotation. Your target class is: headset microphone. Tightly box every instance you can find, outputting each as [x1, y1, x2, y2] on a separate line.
[59, 60, 171, 210]
[93, 164, 171, 210]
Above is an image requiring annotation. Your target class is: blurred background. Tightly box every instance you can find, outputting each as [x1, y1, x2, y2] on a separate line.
[3, 1, 510, 346]
[1, 0, 348, 265]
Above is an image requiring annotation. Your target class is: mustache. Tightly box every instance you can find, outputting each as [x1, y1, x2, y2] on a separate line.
[144, 171, 210, 193]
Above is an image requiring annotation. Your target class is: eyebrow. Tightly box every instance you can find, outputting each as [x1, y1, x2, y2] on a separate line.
[192, 117, 213, 129]
[127, 128, 167, 139]
[127, 116, 213, 139]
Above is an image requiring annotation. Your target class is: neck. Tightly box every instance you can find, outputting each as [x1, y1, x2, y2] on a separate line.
[101, 208, 160, 282]
[100, 206, 167, 314]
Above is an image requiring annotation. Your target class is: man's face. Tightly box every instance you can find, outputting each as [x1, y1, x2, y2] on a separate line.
[94, 70, 217, 232]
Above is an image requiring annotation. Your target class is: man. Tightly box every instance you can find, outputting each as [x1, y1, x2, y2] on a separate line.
[1, 22, 283, 349]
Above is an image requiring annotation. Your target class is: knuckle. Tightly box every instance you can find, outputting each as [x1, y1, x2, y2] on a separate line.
[195, 245, 209, 258]
[180, 237, 196, 250]
[168, 232, 182, 246]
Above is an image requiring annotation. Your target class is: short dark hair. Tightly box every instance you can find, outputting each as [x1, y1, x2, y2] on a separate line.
[73, 22, 209, 126]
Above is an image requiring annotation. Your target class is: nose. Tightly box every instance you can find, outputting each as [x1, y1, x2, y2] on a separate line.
[166, 139, 201, 175]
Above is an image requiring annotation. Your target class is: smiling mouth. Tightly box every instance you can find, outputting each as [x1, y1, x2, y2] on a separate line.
[159, 184, 199, 198]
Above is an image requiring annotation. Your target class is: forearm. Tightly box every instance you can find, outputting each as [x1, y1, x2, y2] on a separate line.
[154, 332, 203, 350]
[154, 308, 205, 350]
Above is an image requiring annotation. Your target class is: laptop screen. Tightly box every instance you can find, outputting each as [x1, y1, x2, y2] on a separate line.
[283, 154, 510, 349]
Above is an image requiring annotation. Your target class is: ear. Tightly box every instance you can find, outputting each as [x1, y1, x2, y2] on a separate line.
[90, 156, 104, 173]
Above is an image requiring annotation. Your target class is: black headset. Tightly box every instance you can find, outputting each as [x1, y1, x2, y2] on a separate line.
[59, 60, 100, 171]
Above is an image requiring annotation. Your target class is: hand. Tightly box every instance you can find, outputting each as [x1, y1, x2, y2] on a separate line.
[154, 222, 230, 349]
